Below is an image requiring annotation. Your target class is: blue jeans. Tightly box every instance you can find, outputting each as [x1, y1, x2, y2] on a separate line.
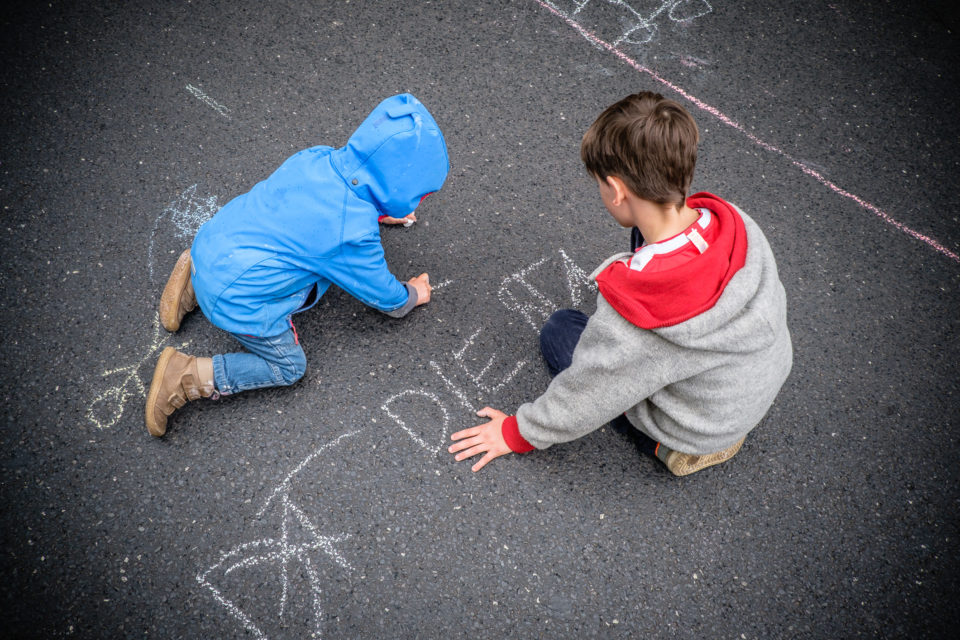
[212, 327, 307, 395]
[539, 309, 657, 456]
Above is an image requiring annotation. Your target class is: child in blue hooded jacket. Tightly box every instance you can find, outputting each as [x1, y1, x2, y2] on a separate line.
[146, 93, 449, 436]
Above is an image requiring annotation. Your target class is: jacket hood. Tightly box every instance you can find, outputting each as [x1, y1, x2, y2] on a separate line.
[594, 192, 748, 330]
[331, 93, 450, 216]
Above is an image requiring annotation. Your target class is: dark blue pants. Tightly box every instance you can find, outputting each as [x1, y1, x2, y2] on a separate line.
[539, 308, 658, 457]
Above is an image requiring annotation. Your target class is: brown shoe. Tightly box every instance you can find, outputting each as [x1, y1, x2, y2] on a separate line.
[145, 347, 216, 436]
[657, 437, 745, 476]
[159, 249, 197, 332]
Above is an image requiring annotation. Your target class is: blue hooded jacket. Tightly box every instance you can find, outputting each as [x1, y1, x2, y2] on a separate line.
[190, 94, 449, 337]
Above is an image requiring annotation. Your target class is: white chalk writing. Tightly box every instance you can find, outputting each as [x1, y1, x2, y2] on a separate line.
[452, 328, 528, 394]
[401, 249, 596, 454]
[497, 256, 555, 331]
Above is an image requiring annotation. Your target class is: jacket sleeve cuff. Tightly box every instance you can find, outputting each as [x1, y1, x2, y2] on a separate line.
[501, 415, 535, 453]
[383, 282, 417, 318]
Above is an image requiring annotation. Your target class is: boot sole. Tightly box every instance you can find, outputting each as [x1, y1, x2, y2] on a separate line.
[159, 249, 193, 332]
[145, 346, 176, 437]
[666, 438, 745, 476]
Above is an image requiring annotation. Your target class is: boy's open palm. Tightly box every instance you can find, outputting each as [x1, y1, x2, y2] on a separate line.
[449, 407, 513, 472]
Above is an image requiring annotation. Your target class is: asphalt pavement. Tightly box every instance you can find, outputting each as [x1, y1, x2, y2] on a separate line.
[1, 1, 958, 638]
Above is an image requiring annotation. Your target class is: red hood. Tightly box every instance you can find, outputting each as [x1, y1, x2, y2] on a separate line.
[595, 192, 747, 329]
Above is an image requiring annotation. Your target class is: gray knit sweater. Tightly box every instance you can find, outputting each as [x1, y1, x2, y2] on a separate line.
[516, 209, 793, 455]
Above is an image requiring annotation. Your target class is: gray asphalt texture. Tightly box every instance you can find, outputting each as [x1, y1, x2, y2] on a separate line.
[2, 1, 959, 638]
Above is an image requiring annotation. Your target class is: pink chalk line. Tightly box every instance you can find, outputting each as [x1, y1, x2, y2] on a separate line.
[533, 0, 959, 263]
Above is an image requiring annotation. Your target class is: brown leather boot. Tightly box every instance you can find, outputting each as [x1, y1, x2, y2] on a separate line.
[159, 249, 197, 332]
[657, 437, 746, 477]
[145, 347, 216, 436]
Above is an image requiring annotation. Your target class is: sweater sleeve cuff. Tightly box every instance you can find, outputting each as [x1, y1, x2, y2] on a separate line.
[501, 415, 535, 453]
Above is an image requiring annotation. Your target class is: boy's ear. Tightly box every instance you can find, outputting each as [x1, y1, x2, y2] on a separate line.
[606, 176, 628, 206]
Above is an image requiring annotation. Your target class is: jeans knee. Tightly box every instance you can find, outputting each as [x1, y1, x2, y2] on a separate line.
[277, 348, 307, 385]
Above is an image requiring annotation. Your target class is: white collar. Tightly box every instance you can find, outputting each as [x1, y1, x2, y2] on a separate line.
[628, 208, 712, 272]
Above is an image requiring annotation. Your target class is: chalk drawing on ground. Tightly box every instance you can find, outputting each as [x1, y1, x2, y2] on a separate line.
[553, 0, 712, 48]
[186, 84, 232, 119]
[382, 390, 451, 454]
[533, 0, 959, 262]
[148, 184, 219, 282]
[85, 313, 189, 430]
[88, 184, 218, 429]
[198, 430, 361, 640]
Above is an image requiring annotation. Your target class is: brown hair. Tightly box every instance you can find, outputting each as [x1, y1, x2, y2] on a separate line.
[581, 92, 699, 207]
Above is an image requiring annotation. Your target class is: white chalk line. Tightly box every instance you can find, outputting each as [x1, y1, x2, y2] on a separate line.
[256, 430, 363, 518]
[559, 248, 593, 307]
[534, 0, 959, 263]
[430, 279, 454, 291]
[186, 84, 232, 119]
[197, 494, 352, 639]
[197, 540, 272, 640]
[429, 360, 478, 414]
[608, 0, 712, 47]
[565, 0, 712, 50]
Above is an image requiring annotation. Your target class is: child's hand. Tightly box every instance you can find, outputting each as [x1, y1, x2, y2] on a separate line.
[449, 407, 513, 472]
[408, 273, 431, 306]
[380, 213, 417, 227]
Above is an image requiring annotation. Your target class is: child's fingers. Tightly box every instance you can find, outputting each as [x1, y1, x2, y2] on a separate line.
[472, 453, 495, 472]
[454, 443, 488, 462]
[448, 436, 481, 454]
[476, 406, 505, 420]
[450, 426, 481, 441]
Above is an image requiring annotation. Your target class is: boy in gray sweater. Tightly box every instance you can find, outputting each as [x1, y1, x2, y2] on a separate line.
[448, 92, 793, 476]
